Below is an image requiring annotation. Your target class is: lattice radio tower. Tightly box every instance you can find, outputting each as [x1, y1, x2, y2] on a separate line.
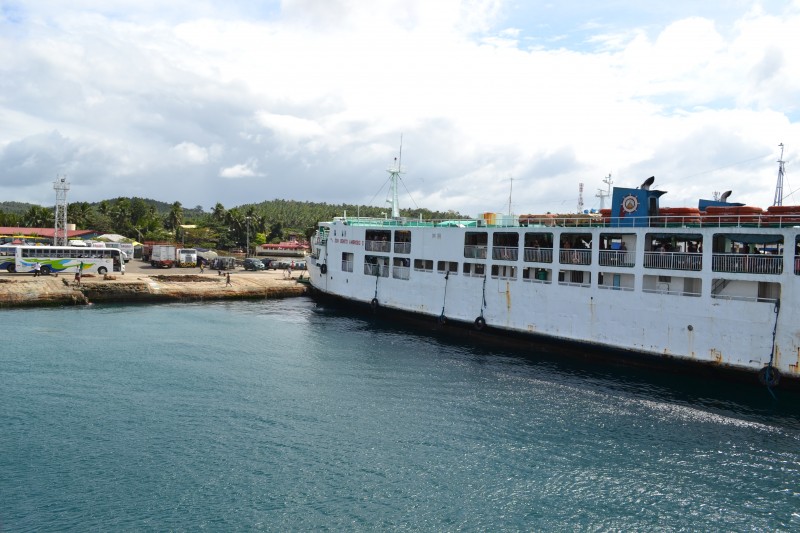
[53, 175, 70, 246]
[773, 143, 786, 206]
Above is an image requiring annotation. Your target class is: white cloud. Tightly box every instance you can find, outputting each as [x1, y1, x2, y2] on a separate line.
[0, 1, 798, 213]
[219, 159, 260, 179]
[171, 142, 209, 164]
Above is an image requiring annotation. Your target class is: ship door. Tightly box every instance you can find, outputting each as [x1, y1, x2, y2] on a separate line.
[613, 274, 621, 289]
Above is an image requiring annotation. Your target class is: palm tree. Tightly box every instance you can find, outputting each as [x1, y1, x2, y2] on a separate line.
[22, 205, 53, 228]
[211, 203, 226, 222]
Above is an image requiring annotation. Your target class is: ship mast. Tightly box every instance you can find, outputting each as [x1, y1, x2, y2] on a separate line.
[386, 136, 404, 218]
[773, 143, 786, 206]
[596, 173, 613, 210]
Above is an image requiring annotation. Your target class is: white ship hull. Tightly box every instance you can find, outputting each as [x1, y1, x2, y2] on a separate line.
[308, 184, 800, 387]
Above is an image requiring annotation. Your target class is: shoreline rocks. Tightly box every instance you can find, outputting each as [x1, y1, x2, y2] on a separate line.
[0, 272, 308, 308]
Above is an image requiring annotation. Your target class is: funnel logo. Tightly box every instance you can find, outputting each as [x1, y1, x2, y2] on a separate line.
[621, 194, 638, 214]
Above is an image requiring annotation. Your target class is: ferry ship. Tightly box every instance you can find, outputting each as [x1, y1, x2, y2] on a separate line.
[307, 169, 800, 388]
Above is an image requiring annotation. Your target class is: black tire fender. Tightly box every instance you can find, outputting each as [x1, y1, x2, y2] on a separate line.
[437, 314, 447, 325]
[474, 316, 486, 330]
[320, 264, 328, 274]
[758, 366, 781, 387]
[370, 298, 379, 312]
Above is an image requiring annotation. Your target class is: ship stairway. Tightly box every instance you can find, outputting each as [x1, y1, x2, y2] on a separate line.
[711, 278, 731, 296]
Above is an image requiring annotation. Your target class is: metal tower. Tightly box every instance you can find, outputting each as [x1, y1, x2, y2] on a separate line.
[773, 143, 786, 206]
[53, 176, 70, 246]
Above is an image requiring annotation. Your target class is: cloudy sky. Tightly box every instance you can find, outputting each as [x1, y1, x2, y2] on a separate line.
[1, 0, 798, 217]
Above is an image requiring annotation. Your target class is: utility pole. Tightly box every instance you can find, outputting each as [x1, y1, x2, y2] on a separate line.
[53, 176, 70, 246]
[246, 216, 251, 256]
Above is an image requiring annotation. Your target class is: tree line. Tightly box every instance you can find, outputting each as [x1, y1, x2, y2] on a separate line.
[0, 198, 463, 251]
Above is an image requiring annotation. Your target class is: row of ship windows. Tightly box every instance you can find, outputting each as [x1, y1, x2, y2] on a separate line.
[353, 237, 798, 276]
[344, 252, 800, 277]
[334, 254, 780, 303]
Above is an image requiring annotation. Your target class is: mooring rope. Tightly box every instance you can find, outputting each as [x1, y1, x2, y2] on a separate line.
[480, 275, 487, 318]
[764, 298, 781, 400]
[440, 271, 449, 319]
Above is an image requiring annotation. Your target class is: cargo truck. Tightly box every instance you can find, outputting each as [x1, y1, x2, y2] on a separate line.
[150, 244, 177, 268]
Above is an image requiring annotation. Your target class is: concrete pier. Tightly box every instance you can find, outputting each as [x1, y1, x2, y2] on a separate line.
[0, 265, 308, 308]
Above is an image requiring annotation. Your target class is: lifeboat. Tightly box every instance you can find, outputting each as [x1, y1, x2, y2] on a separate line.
[654, 207, 701, 226]
[702, 205, 765, 226]
[764, 205, 800, 226]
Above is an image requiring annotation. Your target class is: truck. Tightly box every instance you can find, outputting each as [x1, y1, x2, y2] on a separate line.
[176, 248, 198, 268]
[150, 244, 177, 268]
[142, 241, 174, 262]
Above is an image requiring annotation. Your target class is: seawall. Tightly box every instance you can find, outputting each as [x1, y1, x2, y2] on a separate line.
[0, 271, 308, 308]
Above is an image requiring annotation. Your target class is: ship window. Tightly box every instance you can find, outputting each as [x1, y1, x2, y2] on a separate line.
[364, 255, 389, 277]
[522, 267, 551, 283]
[414, 259, 434, 272]
[462, 262, 485, 277]
[644, 275, 701, 297]
[491, 264, 517, 280]
[394, 230, 411, 254]
[365, 230, 391, 253]
[437, 261, 458, 274]
[557, 269, 591, 287]
[392, 257, 410, 280]
[796, 237, 800, 275]
[523, 232, 554, 263]
[492, 232, 519, 261]
[341, 252, 354, 272]
[597, 272, 635, 291]
[464, 232, 488, 259]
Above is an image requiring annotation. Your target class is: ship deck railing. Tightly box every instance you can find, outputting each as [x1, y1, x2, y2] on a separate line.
[711, 253, 783, 274]
[598, 250, 635, 267]
[523, 247, 554, 263]
[643, 252, 702, 271]
[330, 213, 800, 229]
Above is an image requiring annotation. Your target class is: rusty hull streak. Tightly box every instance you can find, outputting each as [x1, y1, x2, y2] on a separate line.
[790, 347, 800, 374]
[710, 348, 724, 365]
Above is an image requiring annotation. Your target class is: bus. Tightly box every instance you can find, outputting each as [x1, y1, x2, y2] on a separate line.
[1, 245, 16, 272]
[103, 242, 135, 262]
[11, 246, 125, 275]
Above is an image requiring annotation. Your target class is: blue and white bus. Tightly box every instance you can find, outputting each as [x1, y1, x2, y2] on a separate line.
[11, 245, 125, 275]
[0, 245, 16, 272]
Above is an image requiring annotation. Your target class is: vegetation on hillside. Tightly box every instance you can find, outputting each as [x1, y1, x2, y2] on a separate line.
[0, 197, 464, 252]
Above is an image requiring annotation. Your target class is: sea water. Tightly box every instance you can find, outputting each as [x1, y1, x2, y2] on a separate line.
[1, 298, 799, 531]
